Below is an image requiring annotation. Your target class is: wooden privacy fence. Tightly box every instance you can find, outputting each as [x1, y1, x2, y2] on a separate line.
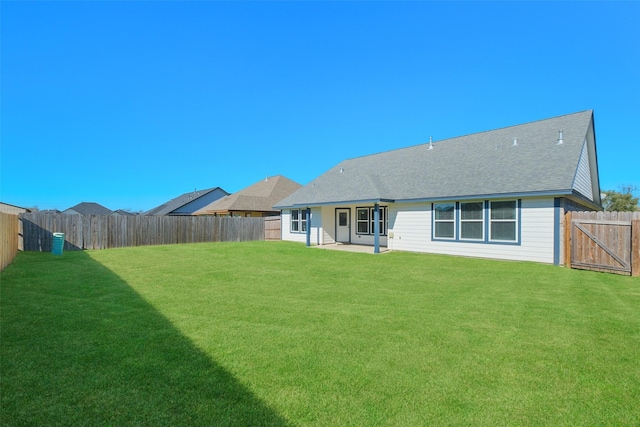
[20, 213, 280, 252]
[565, 211, 640, 276]
[264, 216, 281, 241]
[1, 212, 20, 271]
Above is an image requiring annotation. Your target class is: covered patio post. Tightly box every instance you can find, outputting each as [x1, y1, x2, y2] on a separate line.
[305, 207, 311, 247]
[374, 203, 380, 254]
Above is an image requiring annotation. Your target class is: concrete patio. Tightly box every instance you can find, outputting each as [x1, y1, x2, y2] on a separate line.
[311, 243, 390, 254]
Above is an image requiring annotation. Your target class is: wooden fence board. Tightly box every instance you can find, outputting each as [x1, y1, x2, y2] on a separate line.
[265, 216, 281, 241]
[19, 213, 272, 251]
[568, 211, 640, 276]
[0, 212, 19, 271]
[633, 220, 640, 277]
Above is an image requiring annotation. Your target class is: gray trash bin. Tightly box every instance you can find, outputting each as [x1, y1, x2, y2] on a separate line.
[52, 232, 65, 255]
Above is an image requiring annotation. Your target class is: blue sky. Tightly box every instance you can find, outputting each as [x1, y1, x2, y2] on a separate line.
[1, 1, 638, 212]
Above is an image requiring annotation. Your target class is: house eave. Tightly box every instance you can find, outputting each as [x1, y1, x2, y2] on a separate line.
[565, 190, 602, 211]
[275, 198, 395, 209]
[276, 189, 600, 209]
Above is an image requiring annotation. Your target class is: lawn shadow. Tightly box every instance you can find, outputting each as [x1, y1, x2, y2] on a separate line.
[21, 217, 82, 251]
[1, 251, 292, 426]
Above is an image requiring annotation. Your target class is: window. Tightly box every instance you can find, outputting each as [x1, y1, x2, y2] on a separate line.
[372, 207, 387, 236]
[490, 201, 517, 241]
[432, 199, 520, 244]
[460, 202, 484, 240]
[356, 206, 388, 235]
[338, 212, 348, 227]
[434, 203, 455, 239]
[290, 209, 307, 233]
[357, 208, 369, 234]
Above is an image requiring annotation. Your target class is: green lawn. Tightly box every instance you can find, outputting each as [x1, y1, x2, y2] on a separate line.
[1, 241, 639, 426]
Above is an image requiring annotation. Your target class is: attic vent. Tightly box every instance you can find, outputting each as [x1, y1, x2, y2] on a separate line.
[428, 136, 433, 150]
[339, 168, 344, 173]
[513, 137, 518, 146]
[557, 130, 564, 145]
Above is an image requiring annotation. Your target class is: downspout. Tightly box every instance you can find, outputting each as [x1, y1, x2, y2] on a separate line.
[306, 207, 311, 247]
[374, 203, 380, 254]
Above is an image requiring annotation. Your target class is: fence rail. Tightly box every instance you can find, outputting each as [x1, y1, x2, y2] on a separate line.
[1, 212, 20, 271]
[20, 214, 278, 252]
[566, 211, 640, 276]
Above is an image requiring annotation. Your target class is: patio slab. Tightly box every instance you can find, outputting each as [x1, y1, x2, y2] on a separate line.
[312, 243, 390, 254]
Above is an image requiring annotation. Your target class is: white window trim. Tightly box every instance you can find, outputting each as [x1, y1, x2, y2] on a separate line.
[290, 209, 307, 233]
[459, 201, 485, 241]
[489, 200, 518, 242]
[290, 209, 299, 233]
[356, 206, 388, 236]
[356, 208, 369, 234]
[433, 203, 456, 240]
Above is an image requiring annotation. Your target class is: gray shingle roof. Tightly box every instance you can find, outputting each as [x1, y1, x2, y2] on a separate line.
[64, 202, 113, 215]
[276, 110, 598, 208]
[144, 187, 228, 216]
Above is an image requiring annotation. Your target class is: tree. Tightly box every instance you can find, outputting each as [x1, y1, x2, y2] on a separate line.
[602, 185, 639, 212]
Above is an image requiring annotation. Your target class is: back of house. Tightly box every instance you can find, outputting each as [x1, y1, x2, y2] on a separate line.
[275, 110, 600, 265]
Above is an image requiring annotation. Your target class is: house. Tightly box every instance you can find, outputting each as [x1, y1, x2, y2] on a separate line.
[63, 202, 113, 215]
[144, 187, 229, 216]
[0, 202, 31, 215]
[275, 110, 601, 265]
[111, 209, 136, 216]
[194, 175, 301, 217]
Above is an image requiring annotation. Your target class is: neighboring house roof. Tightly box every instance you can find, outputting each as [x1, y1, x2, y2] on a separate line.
[276, 110, 601, 209]
[194, 176, 302, 215]
[144, 187, 229, 216]
[0, 202, 31, 215]
[111, 209, 136, 216]
[63, 202, 113, 215]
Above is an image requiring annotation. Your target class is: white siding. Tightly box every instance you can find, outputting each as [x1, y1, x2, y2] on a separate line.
[348, 204, 388, 247]
[281, 208, 325, 245]
[284, 198, 557, 263]
[310, 207, 324, 245]
[282, 205, 388, 247]
[281, 209, 306, 244]
[388, 203, 431, 252]
[572, 140, 593, 200]
[320, 206, 335, 245]
[390, 198, 556, 263]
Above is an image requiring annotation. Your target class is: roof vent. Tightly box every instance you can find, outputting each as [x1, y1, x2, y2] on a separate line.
[428, 136, 433, 150]
[557, 130, 564, 145]
[339, 167, 344, 173]
[513, 137, 518, 146]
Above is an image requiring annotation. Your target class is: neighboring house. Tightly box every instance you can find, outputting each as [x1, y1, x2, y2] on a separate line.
[144, 187, 229, 216]
[0, 202, 31, 215]
[194, 175, 301, 217]
[63, 202, 113, 215]
[275, 110, 601, 265]
[111, 209, 136, 216]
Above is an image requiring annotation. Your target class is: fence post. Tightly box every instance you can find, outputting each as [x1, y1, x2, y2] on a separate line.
[632, 220, 640, 277]
[564, 211, 572, 268]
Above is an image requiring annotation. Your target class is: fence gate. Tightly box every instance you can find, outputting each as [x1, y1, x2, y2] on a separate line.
[264, 216, 281, 241]
[568, 211, 640, 276]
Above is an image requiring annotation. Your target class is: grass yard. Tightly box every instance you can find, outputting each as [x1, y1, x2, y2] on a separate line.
[1, 241, 639, 426]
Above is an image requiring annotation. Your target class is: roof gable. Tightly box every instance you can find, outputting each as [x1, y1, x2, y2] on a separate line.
[144, 187, 229, 216]
[276, 111, 600, 208]
[64, 202, 112, 215]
